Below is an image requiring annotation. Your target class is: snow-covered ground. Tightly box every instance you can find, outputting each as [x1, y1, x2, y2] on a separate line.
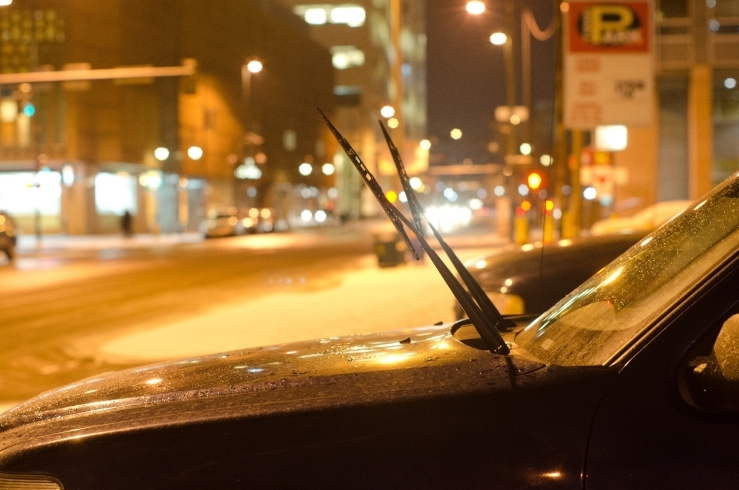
[94, 250, 492, 364]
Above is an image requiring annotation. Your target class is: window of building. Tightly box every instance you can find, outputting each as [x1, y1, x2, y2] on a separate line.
[293, 4, 366, 27]
[283, 130, 297, 151]
[95, 172, 137, 215]
[334, 85, 362, 106]
[330, 46, 364, 69]
[0, 171, 61, 215]
[656, 0, 688, 18]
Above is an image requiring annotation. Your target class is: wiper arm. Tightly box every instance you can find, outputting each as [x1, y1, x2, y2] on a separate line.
[316, 113, 420, 260]
[319, 109, 509, 355]
[379, 122, 425, 238]
[378, 121, 514, 333]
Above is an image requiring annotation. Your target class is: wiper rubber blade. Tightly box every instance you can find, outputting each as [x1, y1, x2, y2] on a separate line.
[320, 109, 509, 355]
[319, 110, 420, 260]
[379, 121, 425, 238]
[378, 120, 514, 333]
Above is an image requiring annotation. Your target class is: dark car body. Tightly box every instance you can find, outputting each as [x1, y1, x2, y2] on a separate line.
[0, 211, 17, 261]
[5, 176, 739, 488]
[0, 322, 609, 489]
[456, 233, 644, 318]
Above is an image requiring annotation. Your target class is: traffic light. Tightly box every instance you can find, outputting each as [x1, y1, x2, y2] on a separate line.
[527, 172, 542, 190]
[21, 102, 35, 117]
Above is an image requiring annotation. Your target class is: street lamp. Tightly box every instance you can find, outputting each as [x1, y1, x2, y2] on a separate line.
[380, 105, 395, 118]
[466, 1, 485, 15]
[490, 32, 507, 45]
[242, 58, 263, 103]
[298, 162, 313, 176]
[154, 147, 170, 161]
[187, 146, 203, 160]
[246, 60, 263, 74]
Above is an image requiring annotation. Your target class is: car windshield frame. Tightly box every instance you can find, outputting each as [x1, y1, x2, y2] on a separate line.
[515, 173, 739, 367]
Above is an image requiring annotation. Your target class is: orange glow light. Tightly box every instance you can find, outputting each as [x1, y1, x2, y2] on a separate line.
[527, 173, 542, 190]
[521, 201, 531, 211]
[545, 200, 554, 211]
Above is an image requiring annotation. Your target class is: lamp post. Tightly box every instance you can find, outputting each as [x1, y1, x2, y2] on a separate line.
[242, 58, 262, 133]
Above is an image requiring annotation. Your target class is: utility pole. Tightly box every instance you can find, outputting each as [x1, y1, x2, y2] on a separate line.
[390, 0, 405, 167]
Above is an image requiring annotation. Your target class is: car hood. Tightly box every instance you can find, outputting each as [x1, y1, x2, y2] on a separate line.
[0, 324, 548, 445]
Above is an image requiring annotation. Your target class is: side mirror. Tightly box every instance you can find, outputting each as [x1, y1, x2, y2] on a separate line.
[686, 315, 739, 412]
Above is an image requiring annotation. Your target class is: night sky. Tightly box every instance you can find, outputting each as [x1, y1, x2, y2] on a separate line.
[426, 0, 558, 166]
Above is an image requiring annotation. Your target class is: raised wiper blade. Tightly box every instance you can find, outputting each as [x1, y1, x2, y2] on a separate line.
[379, 122, 425, 238]
[378, 121, 514, 333]
[319, 109, 509, 355]
[318, 110, 420, 260]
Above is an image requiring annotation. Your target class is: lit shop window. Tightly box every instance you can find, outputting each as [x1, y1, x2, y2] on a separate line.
[95, 172, 137, 215]
[0, 171, 61, 215]
[330, 46, 364, 69]
[293, 5, 366, 27]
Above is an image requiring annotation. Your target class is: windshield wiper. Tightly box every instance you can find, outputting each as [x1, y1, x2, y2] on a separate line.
[378, 121, 515, 333]
[319, 109, 509, 355]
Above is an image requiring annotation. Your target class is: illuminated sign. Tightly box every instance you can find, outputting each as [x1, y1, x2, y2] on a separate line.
[564, 1, 654, 128]
[570, 3, 650, 52]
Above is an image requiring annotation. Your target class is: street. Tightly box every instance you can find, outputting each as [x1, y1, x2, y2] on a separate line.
[0, 223, 506, 412]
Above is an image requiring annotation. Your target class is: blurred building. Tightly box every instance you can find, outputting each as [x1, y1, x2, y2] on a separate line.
[0, 0, 335, 235]
[653, 0, 739, 200]
[277, 0, 427, 219]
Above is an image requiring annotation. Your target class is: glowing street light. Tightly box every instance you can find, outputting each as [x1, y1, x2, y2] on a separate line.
[466, 1, 485, 15]
[298, 162, 313, 176]
[419, 139, 431, 151]
[154, 147, 170, 161]
[519, 142, 532, 155]
[322, 163, 335, 175]
[380, 105, 395, 118]
[490, 32, 507, 45]
[450, 128, 463, 140]
[187, 146, 203, 160]
[387, 117, 399, 128]
[246, 60, 263, 74]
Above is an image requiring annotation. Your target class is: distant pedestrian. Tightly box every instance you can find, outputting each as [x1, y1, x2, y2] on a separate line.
[121, 210, 133, 237]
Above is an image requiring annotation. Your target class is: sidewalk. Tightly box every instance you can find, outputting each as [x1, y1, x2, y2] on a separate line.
[15, 219, 510, 253]
[17, 232, 203, 252]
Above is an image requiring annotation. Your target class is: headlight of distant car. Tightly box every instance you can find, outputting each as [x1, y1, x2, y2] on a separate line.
[487, 292, 525, 315]
[0, 473, 63, 489]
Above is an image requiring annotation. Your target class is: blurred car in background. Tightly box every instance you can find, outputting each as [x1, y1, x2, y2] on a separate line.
[200, 207, 275, 238]
[455, 200, 695, 319]
[455, 233, 644, 319]
[0, 211, 16, 260]
[590, 200, 692, 236]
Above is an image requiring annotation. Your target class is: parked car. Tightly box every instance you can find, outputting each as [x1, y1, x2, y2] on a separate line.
[455, 233, 645, 318]
[200, 207, 274, 238]
[3, 128, 739, 488]
[0, 211, 16, 261]
[455, 201, 694, 319]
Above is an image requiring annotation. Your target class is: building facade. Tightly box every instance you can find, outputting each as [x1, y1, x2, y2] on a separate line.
[279, 0, 427, 219]
[0, 0, 335, 235]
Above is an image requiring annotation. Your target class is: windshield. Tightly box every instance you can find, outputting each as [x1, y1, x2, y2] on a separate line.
[516, 174, 739, 366]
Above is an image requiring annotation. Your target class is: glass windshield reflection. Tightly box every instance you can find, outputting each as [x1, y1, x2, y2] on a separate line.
[516, 175, 739, 366]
